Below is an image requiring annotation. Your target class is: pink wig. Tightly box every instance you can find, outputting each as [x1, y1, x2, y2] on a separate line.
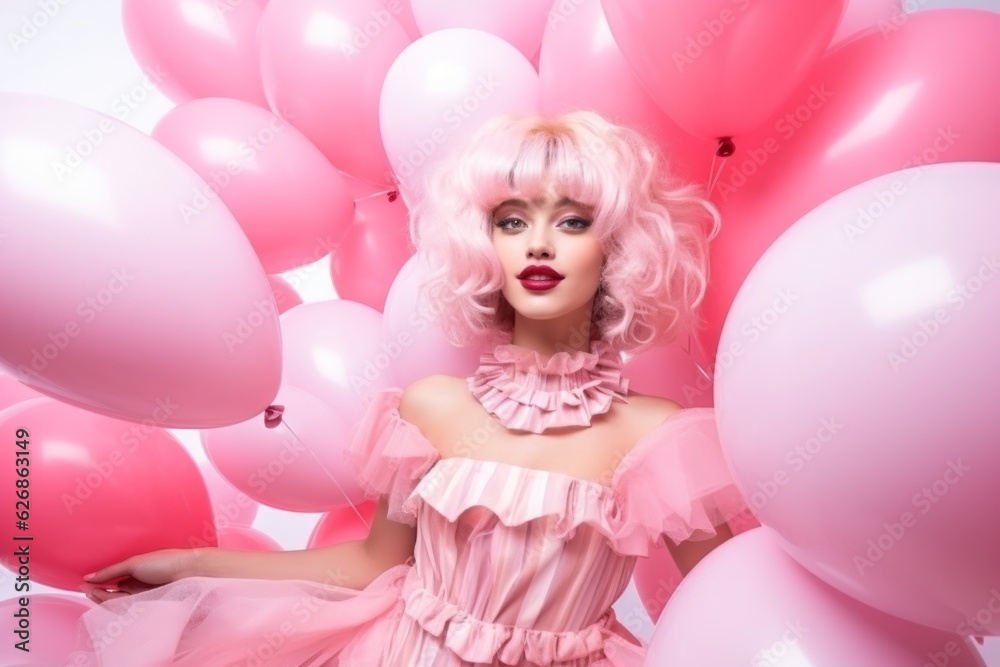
[408, 110, 721, 357]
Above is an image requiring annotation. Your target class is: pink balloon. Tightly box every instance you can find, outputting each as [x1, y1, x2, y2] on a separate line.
[379, 28, 541, 206]
[0, 372, 43, 411]
[830, 0, 906, 47]
[330, 191, 413, 311]
[410, 0, 552, 61]
[0, 93, 281, 428]
[716, 162, 1000, 634]
[202, 385, 366, 512]
[122, 0, 268, 105]
[258, 0, 411, 186]
[381, 255, 486, 386]
[648, 529, 986, 666]
[280, 301, 395, 424]
[602, 0, 846, 140]
[267, 275, 303, 315]
[700, 9, 1000, 361]
[379, 0, 422, 40]
[623, 341, 715, 408]
[0, 398, 215, 591]
[218, 525, 283, 551]
[153, 98, 355, 273]
[198, 460, 260, 528]
[0, 594, 94, 662]
[308, 500, 378, 548]
[539, 0, 717, 185]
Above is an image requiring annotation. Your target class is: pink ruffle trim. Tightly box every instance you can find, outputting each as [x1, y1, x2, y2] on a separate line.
[467, 338, 630, 434]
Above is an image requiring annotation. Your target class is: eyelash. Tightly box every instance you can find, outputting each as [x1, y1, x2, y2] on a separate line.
[494, 217, 591, 230]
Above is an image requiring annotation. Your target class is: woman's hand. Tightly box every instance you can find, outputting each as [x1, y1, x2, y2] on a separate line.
[81, 548, 201, 605]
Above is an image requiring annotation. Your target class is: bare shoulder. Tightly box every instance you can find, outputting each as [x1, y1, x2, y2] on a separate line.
[398, 375, 467, 438]
[623, 391, 685, 432]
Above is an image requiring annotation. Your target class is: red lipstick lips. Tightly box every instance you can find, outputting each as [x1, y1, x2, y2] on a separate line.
[517, 265, 564, 291]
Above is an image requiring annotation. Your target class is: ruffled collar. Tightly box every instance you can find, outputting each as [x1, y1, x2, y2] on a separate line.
[466, 338, 630, 434]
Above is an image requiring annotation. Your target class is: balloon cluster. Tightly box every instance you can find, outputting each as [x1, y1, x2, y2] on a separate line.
[0, 0, 997, 664]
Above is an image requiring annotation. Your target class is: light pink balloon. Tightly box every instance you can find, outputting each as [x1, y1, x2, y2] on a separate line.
[0, 398, 215, 591]
[198, 460, 260, 528]
[602, 0, 846, 140]
[0, 372, 43, 411]
[379, 28, 541, 206]
[267, 275, 303, 315]
[700, 9, 1000, 362]
[0, 594, 93, 663]
[122, 0, 269, 105]
[539, 0, 717, 185]
[648, 529, 986, 665]
[830, 0, 906, 47]
[622, 341, 715, 408]
[716, 162, 1000, 634]
[153, 98, 355, 273]
[330, 190, 413, 311]
[279, 300, 395, 423]
[0, 93, 281, 428]
[308, 500, 378, 548]
[258, 0, 411, 186]
[379, 0, 422, 40]
[381, 255, 486, 386]
[410, 0, 553, 61]
[202, 385, 366, 512]
[218, 525, 283, 551]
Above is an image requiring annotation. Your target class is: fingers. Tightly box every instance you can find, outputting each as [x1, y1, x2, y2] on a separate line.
[84, 588, 132, 605]
[84, 557, 134, 584]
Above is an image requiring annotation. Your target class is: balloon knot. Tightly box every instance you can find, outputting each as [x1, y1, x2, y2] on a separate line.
[263, 404, 284, 429]
[387, 190, 399, 202]
[716, 137, 735, 157]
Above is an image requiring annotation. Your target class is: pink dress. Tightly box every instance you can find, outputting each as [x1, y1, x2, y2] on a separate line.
[66, 387, 750, 666]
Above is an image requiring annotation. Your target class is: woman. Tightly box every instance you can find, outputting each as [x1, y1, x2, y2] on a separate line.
[72, 111, 750, 666]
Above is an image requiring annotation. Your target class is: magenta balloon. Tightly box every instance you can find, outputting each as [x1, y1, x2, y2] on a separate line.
[0, 93, 281, 428]
[198, 460, 260, 528]
[152, 97, 355, 273]
[308, 500, 377, 548]
[0, 594, 93, 663]
[122, 0, 268, 105]
[410, 0, 552, 61]
[716, 162, 1000, 633]
[700, 9, 1000, 361]
[539, 0, 717, 185]
[382, 255, 486, 386]
[0, 398, 215, 592]
[258, 0, 411, 185]
[647, 529, 986, 666]
[218, 525, 282, 551]
[602, 0, 846, 140]
[330, 191, 413, 312]
[279, 300, 395, 422]
[379, 28, 541, 206]
[202, 385, 366, 512]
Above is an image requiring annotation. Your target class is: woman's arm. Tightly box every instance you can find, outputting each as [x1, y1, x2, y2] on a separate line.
[665, 522, 734, 577]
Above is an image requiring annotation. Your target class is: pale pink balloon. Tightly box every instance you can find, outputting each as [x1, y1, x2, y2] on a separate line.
[379, 0, 422, 40]
[0, 398, 215, 591]
[308, 500, 378, 548]
[716, 162, 1000, 634]
[153, 98, 355, 273]
[602, 0, 846, 141]
[539, 0, 716, 185]
[0, 372, 43, 411]
[830, 0, 906, 47]
[279, 300, 395, 423]
[202, 385, 366, 512]
[122, 0, 269, 105]
[0, 94, 281, 428]
[382, 255, 486, 387]
[379, 28, 541, 206]
[647, 529, 986, 666]
[267, 275, 303, 315]
[0, 594, 93, 663]
[700, 9, 1000, 364]
[623, 340, 715, 408]
[410, 0, 553, 61]
[218, 525, 283, 551]
[258, 0, 411, 185]
[330, 190, 413, 311]
[198, 460, 260, 528]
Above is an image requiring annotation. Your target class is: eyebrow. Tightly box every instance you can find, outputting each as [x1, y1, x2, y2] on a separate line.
[494, 196, 593, 210]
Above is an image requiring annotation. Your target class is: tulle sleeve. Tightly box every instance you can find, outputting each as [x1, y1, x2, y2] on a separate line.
[611, 407, 751, 549]
[344, 387, 442, 526]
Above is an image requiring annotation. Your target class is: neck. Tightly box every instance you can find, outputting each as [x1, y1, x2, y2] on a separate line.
[509, 306, 597, 358]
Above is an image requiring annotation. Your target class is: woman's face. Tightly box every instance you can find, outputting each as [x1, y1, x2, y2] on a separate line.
[490, 179, 604, 323]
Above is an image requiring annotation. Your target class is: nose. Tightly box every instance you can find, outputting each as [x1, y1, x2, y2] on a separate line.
[526, 224, 553, 259]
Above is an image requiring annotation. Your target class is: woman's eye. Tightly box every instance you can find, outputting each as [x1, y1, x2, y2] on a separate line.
[496, 217, 524, 229]
[562, 217, 592, 230]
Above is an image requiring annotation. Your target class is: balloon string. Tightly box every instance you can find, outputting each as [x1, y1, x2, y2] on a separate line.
[352, 188, 396, 204]
[681, 330, 714, 385]
[706, 154, 725, 198]
[276, 418, 372, 531]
